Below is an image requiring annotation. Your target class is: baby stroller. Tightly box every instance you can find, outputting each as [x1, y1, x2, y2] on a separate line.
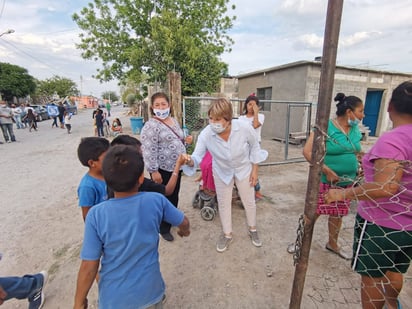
[192, 151, 243, 221]
[192, 151, 218, 221]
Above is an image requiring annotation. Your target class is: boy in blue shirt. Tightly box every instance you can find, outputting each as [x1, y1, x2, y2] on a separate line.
[73, 145, 190, 309]
[77, 137, 110, 221]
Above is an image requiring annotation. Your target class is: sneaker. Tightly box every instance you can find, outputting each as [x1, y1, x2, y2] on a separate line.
[162, 294, 167, 304]
[249, 230, 262, 247]
[28, 270, 48, 309]
[216, 234, 232, 253]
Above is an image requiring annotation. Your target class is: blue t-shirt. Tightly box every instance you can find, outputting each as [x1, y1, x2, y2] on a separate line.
[77, 173, 107, 208]
[81, 192, 185, 309]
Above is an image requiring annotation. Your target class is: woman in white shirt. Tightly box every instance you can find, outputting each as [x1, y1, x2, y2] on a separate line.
[184, 98, 267, 252]
[239, 94, 265, 200]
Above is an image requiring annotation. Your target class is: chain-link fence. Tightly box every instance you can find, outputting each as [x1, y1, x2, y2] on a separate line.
[182, 96, 313, 163]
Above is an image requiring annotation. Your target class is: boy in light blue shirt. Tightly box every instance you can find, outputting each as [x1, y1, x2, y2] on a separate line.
[77, 137, 110, 221]
[74, 145, 190, 309]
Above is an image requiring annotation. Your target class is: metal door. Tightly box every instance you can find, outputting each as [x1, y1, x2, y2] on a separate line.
[363, 90, 383, 136]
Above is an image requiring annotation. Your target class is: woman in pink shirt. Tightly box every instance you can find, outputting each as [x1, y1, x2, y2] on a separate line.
[326, 81, 412, 309]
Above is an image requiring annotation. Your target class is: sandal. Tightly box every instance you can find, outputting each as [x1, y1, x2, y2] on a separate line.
[325, 243, 352, 260]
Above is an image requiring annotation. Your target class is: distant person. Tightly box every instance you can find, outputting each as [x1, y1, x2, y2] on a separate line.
[92, 108, 101, 136]
[94, 109, 104, 137]
[290, 93, 364, 259]
[47, 103, 59, 128]
[11, 104, 24, 129]
[64, 111, 72, 134]
[0, 271, 48, 309]
[183, 98, 268, 252]
[57, 103, 65, 128]
[111, 118, 122, 137]
[239, 94, 265, 200]
[73, 145, 190, 309]
[23, 109, 38, 132]
[0, 101, 16, 142]
[325, 81, 412, 309]
[102, 112, 110, 136]
[105, 101, 111, 117]
[77, 137, 110, 221]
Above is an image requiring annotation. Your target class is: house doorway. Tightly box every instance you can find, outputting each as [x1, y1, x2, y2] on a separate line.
[363, 90, 383, 136]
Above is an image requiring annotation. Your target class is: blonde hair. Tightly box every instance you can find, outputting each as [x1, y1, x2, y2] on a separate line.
[208, 98, 233, 121]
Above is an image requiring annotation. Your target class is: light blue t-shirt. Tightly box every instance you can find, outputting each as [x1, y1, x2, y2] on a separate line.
[81, 192, 185, 309]
[77, 173, 107, 208]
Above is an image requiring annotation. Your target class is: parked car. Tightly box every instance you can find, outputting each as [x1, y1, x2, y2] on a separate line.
[30, 105, 50, 121]
[63, 103, 78, 115]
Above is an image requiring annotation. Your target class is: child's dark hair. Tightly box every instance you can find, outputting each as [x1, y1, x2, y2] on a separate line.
[77, 137, 110, 167]
[110, 134, 142, 148]
[390, 81, 412, 115]
[102, 145, 144, 192]
[334, 93, 363, 116]
[243, 94, 260, 114]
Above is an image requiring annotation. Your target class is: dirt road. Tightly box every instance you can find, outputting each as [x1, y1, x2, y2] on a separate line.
[1, 106, 411, 308]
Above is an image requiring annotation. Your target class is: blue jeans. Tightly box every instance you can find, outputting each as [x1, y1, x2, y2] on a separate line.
[0, 123, 16, 142]
[13, 115, 23, 129]
[0, 273, 43, 301]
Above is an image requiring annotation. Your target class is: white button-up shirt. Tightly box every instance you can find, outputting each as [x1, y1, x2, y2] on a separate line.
[184, 119, 268, 185]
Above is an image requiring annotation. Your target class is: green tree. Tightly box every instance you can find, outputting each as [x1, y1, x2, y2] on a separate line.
[73, 0, 235, 96]
[102, 91, 119, 102]
[36, 75, 79, 98]
[0, 62, 36, 102]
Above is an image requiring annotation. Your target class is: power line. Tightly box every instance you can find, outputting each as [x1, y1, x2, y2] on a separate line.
[0, 39, 64, 76]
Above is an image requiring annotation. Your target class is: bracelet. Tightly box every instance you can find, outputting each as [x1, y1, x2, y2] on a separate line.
[172, 172, 178, 176]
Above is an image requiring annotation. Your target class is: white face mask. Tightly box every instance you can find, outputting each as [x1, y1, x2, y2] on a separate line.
[153, 108, 170, 119]
[209, 122, 226, 134]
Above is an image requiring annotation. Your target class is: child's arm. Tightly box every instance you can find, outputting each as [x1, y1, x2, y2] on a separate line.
[81, 207, 92, 222]
[177, 215, 190, 237]
[73, 259, 99, 309]
[164, 154, 186, 196]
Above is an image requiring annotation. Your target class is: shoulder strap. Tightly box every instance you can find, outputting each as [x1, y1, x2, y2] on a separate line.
[153, 117, 185, 145]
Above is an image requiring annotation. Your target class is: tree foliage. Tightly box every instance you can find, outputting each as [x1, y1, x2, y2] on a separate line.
[35, 75, 79, 98]
[102, 91, 119, 102]
[0, 62, 36, 102]
[73, 0, 236, 96]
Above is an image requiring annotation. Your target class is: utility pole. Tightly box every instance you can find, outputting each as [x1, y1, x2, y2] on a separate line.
[289, 1, 344, 308]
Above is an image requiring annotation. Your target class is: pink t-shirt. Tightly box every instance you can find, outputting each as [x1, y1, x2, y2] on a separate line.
[358, 124, 412, 231]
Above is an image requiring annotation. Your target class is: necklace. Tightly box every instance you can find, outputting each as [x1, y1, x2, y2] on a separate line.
[330, 119, 357, 152]
[332, 118, 349, 135]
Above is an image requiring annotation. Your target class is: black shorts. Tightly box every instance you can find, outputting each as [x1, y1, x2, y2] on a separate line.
[352, 214, 412, 277]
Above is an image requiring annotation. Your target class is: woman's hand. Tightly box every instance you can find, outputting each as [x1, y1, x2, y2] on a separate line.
[324, 188, 344, 203]
[185, 135, 193, 145]
[249, 165, 258, 187]
[323, 166, 339, 183]
[151, 171, 163, 184]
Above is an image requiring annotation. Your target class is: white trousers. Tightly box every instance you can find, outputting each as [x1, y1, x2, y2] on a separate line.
[214, 174, 257, 235]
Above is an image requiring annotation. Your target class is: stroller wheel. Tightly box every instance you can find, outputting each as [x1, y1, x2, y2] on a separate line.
[200, 206, 215, 221]
[192, 191, 201, 208]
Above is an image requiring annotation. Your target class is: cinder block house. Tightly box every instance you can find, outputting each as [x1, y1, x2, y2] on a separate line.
[236, 60, 412, 139]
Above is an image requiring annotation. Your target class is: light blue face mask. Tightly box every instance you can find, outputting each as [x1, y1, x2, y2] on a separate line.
[348, 117, 361, 127]
[209, 122, 226, 134]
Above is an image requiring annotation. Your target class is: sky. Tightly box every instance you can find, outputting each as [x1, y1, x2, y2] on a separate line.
[0, 0, 411, 98]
